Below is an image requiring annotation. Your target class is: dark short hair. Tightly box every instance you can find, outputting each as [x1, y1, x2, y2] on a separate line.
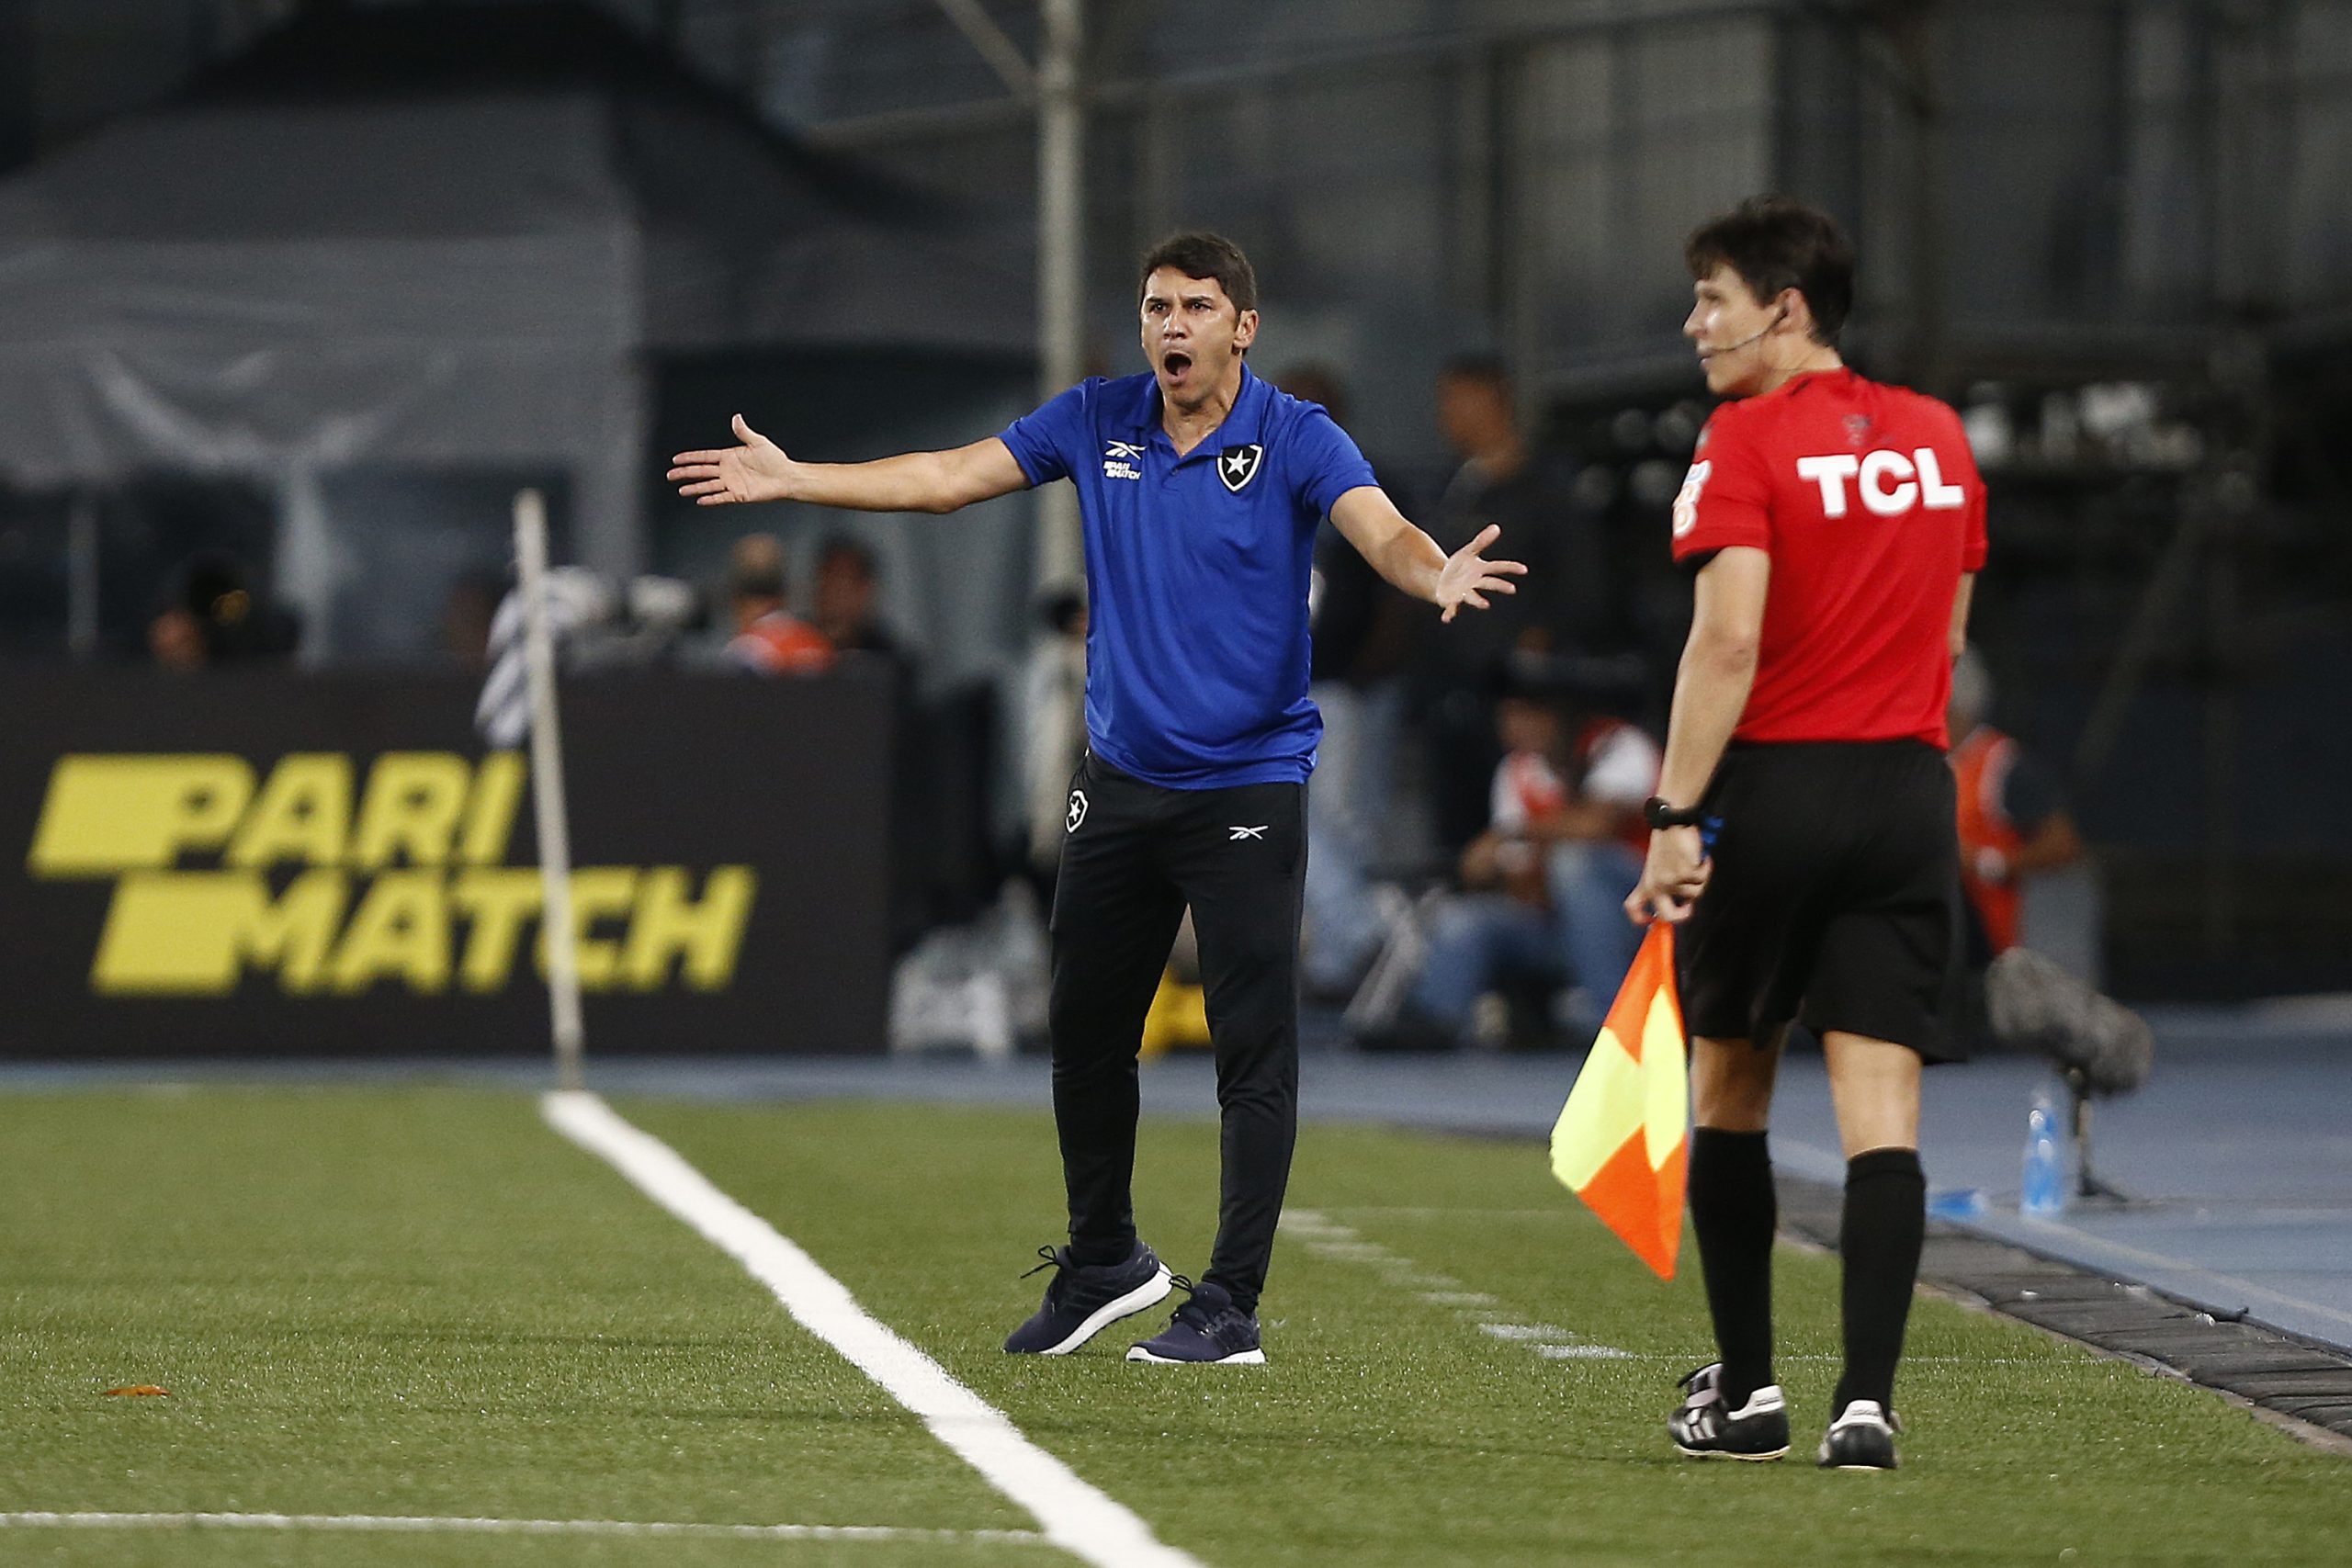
[817, 535, 876, 581]
[1137, 231, 1258, 314]
[1038, 588, 1086, 636]
[1438, 353, 1512, 395]
[730, 560, 785, 601]
[1272, 364, 1349, 423]
[1685, 197, 1854, 345]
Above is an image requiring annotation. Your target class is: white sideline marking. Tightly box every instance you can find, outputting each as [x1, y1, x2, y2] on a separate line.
[1275, 1215, 1354, 1238]
[1282, 1206, 1634, 1362]
[1303, 1242, 1389, 1261]
[541, 1091, 1203, 1568]
[0, 1512, 1042, 1545]
[1327, 1207, 1566, 1219]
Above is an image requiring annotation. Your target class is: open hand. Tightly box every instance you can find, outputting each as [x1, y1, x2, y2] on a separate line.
[668, 415, 796, 506]
[1434, 524, 1528, 623]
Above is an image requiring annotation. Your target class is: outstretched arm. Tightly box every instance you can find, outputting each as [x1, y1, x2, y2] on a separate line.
[1328, 486, 1526, 623]
[669, 417, 1032, 515]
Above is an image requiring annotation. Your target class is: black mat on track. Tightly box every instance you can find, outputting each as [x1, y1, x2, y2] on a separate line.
[1776, 1175, 2352, 1446]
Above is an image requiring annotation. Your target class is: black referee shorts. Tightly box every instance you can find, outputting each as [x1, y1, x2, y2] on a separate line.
[1679, 739, 1963, 1063]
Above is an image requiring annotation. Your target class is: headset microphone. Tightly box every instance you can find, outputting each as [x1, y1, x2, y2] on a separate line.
[1701, 307, 1788, 359]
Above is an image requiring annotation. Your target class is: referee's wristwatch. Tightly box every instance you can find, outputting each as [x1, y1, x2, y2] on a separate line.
[1643, 795, 1706, 831]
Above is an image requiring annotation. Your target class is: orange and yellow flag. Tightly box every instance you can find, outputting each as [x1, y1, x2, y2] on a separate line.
[1548, 923, 1689, 1279]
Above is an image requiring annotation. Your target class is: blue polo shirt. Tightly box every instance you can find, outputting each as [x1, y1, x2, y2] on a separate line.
[999, 366, 1378, 789]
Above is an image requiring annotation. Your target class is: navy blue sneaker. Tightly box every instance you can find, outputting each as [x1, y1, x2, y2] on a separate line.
[1125, 1279, 1265, 1365]
[1002, 1242, 1173, 1356]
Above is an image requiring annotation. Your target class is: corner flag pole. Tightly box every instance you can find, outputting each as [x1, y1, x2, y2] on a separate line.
[514, 488, 586, 1092]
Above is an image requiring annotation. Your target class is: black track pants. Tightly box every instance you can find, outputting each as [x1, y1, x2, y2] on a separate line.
[1046, 751, 1306, 1315]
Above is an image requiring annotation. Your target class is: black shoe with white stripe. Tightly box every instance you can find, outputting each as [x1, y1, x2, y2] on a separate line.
[1002, 1242, 1173, 1355]
[1668, 1363, 1791, 1461]
[1125, 1279, 1265, 1365]
[1817, 1399, 1901, 1471]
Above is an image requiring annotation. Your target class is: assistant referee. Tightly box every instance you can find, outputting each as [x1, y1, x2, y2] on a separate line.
[670, 231, 1523, 1365]
[1628, 198, 1985, 1469]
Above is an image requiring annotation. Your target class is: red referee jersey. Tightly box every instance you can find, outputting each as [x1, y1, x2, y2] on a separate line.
[1670, 367, 1986, 749]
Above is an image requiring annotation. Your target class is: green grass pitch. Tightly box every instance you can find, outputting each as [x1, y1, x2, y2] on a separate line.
[2, 1084, 2346, 1566]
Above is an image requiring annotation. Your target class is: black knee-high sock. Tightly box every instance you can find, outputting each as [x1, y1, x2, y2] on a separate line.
[1687, 1127, 1776, 1407]
[1836, 1147, 1927, 1414]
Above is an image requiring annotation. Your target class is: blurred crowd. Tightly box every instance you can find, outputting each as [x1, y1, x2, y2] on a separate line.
[1265, 360, 2086, 1055]
[1275, 360, 1667, 1050]
[119, 356, 2086, 1054]
[143, 550, 302, 671]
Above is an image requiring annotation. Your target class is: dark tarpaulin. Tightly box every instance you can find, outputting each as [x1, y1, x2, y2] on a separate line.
[0, 2, 1027, 655]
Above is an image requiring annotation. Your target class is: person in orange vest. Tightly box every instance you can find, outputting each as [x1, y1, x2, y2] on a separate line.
[723, 533, 833, 676]
[1948, 647, 2083, 964]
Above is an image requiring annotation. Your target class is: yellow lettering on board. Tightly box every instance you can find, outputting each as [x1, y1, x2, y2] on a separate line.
[225, 754, 353, 868]
[28, 755, 255, 876]
[458, 751, 526, 865]
[622, 867, 757, 990]
[351, 753, 471, 868]
[452, 868, 541, 992]
[329, 871, 450, 994]
[539, 868, 638, 991]
[90, 870, 347, 995]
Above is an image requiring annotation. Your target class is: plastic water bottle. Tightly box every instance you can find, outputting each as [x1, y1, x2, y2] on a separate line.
[2020, 1089, 2065, 1217]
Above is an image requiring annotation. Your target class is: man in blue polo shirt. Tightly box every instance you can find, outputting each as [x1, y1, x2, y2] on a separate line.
[670, 231, 1524, 1363]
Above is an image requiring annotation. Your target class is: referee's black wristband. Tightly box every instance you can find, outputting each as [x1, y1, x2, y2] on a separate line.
[1643, 795, 1705, 830]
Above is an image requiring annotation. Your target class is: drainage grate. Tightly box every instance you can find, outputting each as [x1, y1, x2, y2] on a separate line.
[1774, 1174, 2352, 1448]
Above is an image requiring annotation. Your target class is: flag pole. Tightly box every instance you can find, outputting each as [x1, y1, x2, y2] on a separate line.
[514, 489, 586, 1093]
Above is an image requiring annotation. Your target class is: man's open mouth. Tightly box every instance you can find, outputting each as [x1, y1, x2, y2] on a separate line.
[1162, 350, 1194, 378]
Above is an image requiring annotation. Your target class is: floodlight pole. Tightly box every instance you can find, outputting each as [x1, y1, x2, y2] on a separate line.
[1036, 0, 1086, 591]
[514, 489, 587, 1093]
[930, 0, 1084, 590]
[1872, 0, 1949, 396]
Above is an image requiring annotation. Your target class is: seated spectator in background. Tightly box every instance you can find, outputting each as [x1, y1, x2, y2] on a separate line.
[440, 570, 503, 672]
[1277, 364, 1419, 998]
[813, 535, 912, 676]
[1418, 355, 1619, 852]
[725, 533, 832, 675]
[1363, 667, 1657, 1048]
[148, 550, 300, 670]
[149, 604, 206, 671]
[1950, 646, 2084, 964]
[1020, 589, 1089, 888]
